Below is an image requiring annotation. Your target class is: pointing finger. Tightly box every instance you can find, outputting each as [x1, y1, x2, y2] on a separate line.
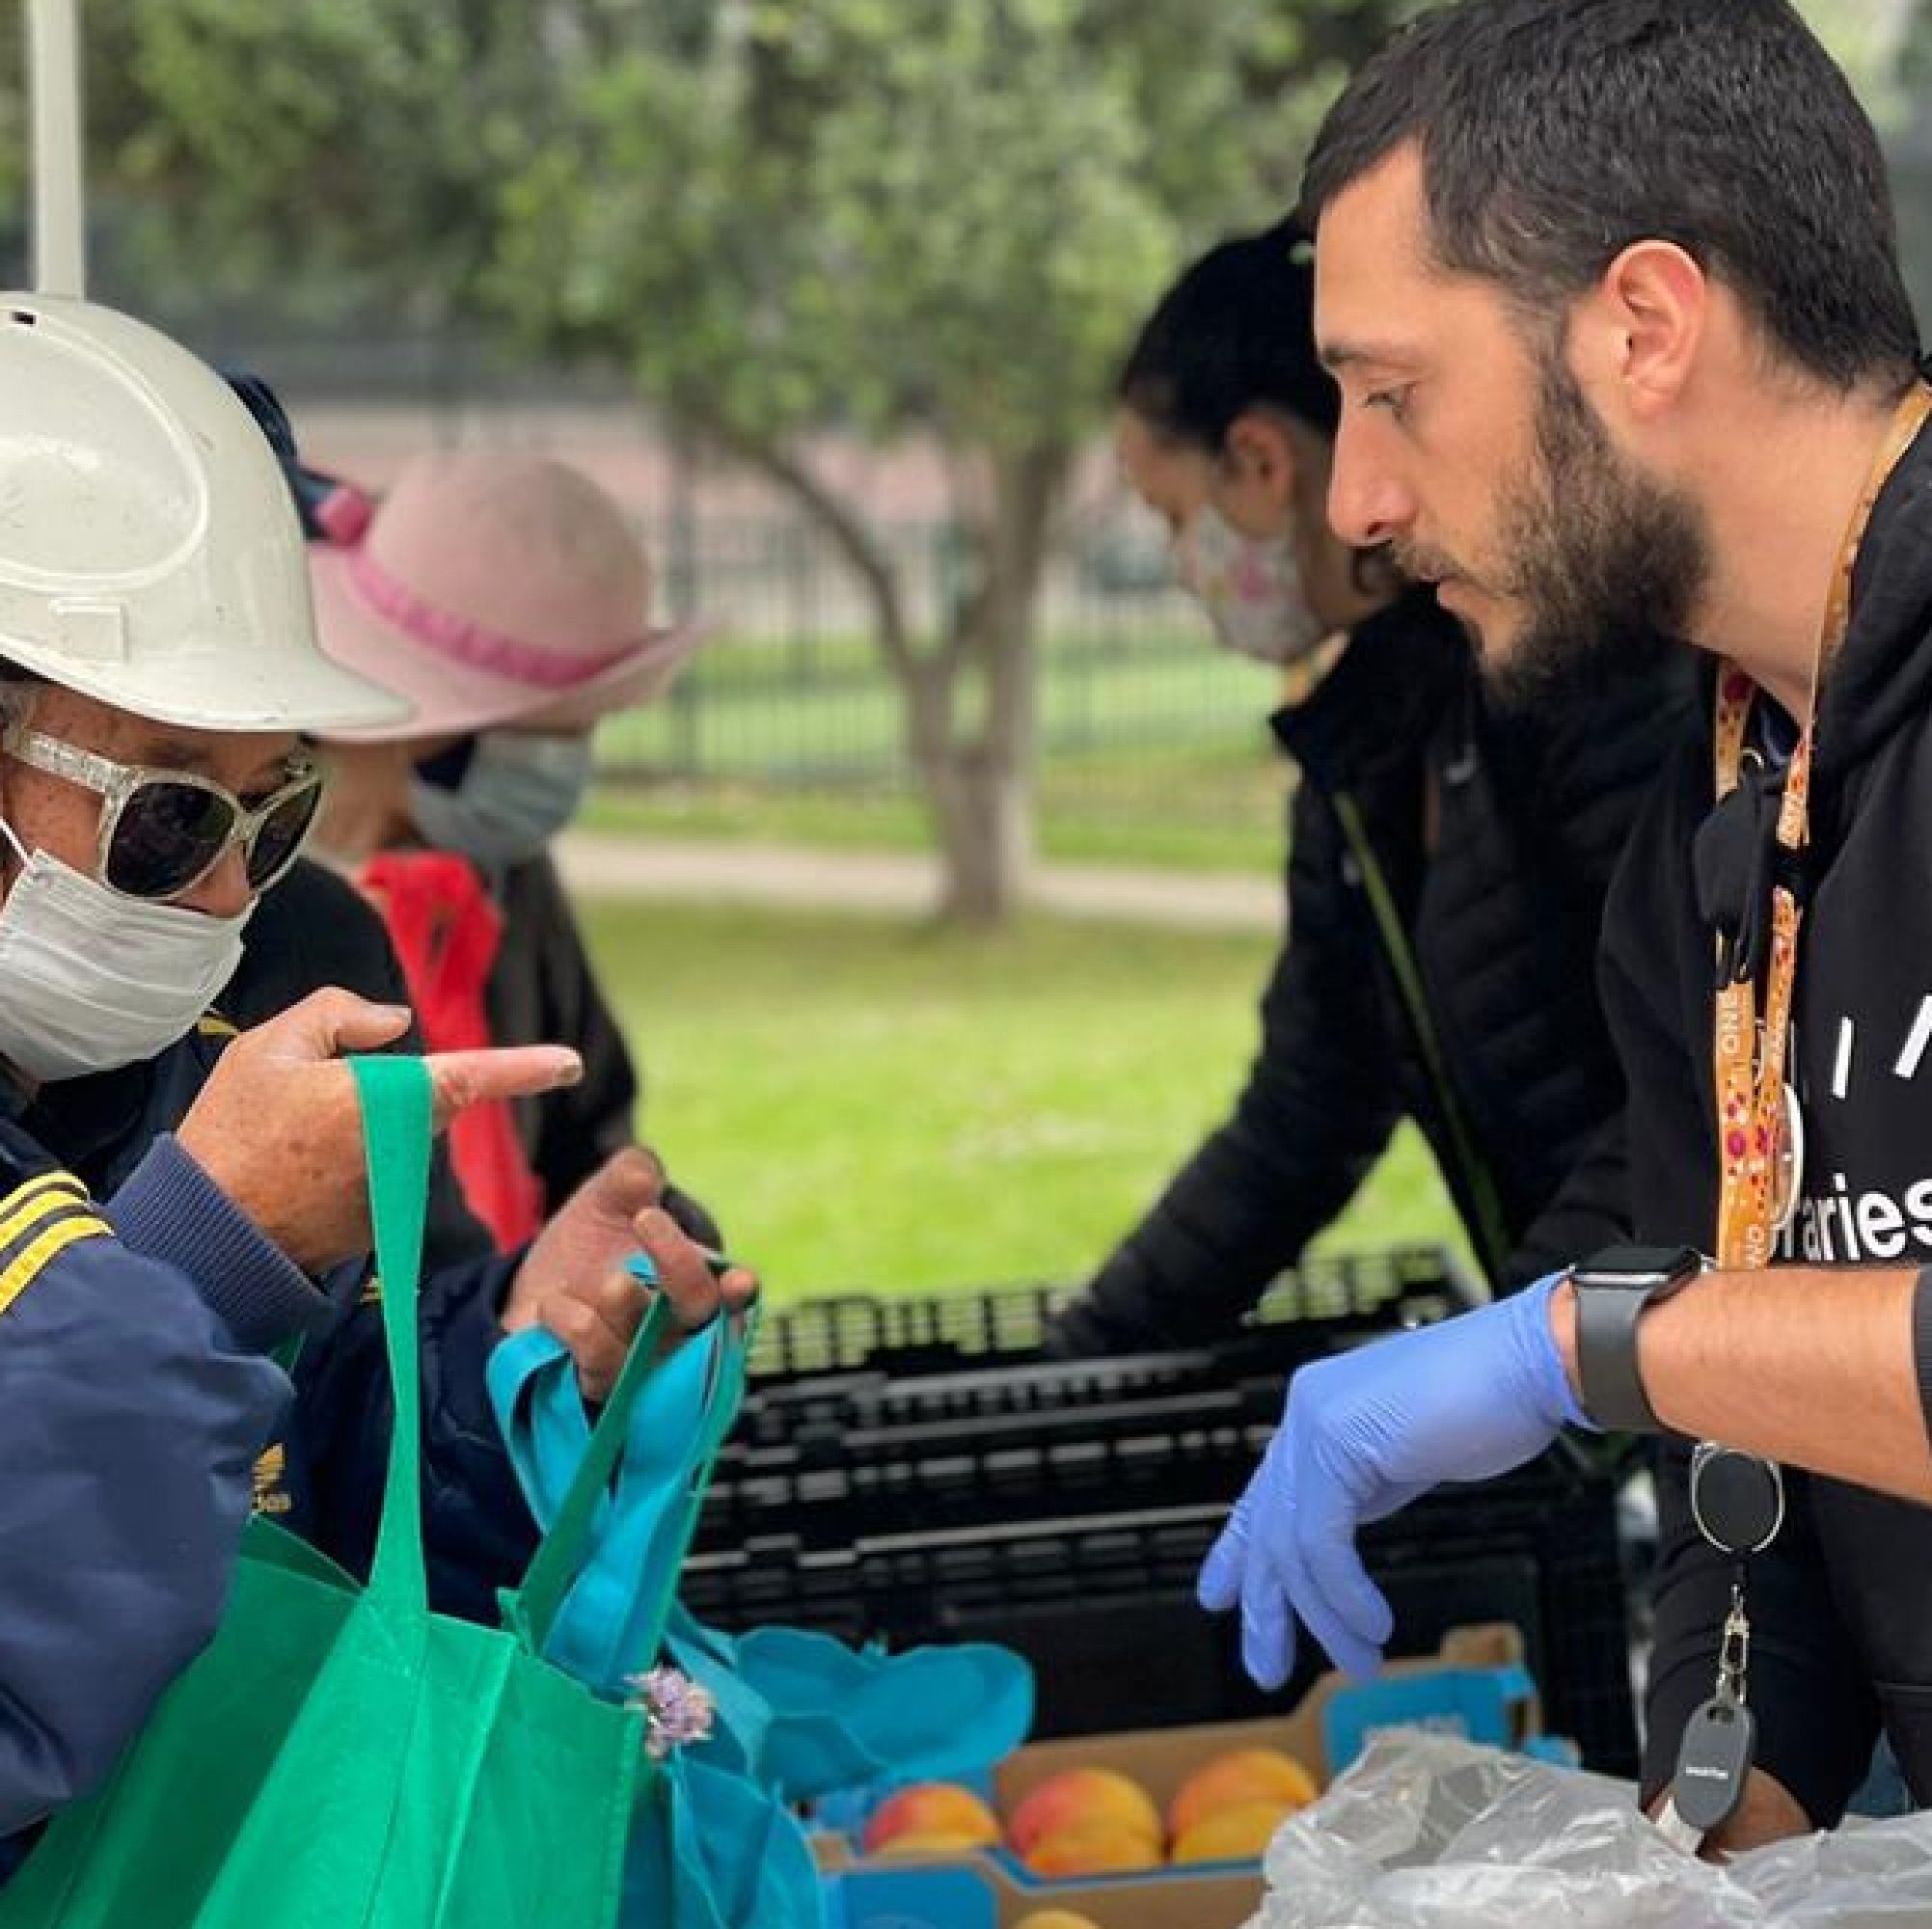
[427, 1046, 584, 1127]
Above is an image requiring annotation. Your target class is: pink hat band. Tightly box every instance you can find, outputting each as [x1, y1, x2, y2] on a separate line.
[305, 451, 707, 743]
[342, 543, 645, 693]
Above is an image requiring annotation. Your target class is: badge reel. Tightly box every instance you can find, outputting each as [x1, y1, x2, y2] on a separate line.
[1657, 1091, 1797, 1854]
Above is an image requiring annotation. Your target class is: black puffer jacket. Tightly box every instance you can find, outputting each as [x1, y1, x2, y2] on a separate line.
[1050, 594, 1695, 1354]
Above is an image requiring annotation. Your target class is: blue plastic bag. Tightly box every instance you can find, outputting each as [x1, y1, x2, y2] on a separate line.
[490, 1304, 821, 1929]
[491, 1275, 1037, 1924]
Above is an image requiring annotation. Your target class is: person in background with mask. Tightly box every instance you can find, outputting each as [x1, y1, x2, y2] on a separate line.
[225, 417, 703, 1253]
[1048, 221, 1694, 1355]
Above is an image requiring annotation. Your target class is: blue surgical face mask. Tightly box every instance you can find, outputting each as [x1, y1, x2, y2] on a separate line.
[407, 730, 594, 872]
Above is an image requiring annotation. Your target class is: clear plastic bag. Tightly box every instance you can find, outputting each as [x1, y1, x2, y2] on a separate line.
[1246, 1733, 1932, 1928]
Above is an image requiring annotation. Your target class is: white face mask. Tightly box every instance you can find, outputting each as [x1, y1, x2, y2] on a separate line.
[0, 828, 253, 1084]
[1172, 503, 1331, 666]
[407, 730, 594, 873]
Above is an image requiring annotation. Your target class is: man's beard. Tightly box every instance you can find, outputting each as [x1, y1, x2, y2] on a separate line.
[1415, 352, 1709, 715]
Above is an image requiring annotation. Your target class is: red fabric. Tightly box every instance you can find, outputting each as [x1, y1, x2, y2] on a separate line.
[359, 850, 545, 1249]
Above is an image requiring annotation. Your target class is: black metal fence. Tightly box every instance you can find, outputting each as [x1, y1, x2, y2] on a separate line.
[597, 511, 1276, 790]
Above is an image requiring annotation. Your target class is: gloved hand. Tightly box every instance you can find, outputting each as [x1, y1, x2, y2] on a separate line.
[1198, 1271, 1591, 1688]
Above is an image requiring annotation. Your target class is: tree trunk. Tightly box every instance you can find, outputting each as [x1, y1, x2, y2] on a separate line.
[911, 718, 1034, 926]
[919, 443, 1067, 926]
[706, 421, 1067, 926]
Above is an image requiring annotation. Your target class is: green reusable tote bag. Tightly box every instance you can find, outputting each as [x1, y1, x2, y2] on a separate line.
[0, 1055, 643, 1929]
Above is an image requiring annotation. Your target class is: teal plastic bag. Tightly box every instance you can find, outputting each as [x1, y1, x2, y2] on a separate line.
[491, 1319, 740, 1694]
[662, 1606, 1033, 1805]
[666, 1755, 821, 1929]
[491, 1286, 1035, 1916]
[489, 1309, 821, 1929]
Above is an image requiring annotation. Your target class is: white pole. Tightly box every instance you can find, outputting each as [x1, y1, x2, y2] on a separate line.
[27, 0, 86, 297]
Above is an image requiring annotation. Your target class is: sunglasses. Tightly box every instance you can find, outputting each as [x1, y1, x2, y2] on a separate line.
[7, 730, 325, 903]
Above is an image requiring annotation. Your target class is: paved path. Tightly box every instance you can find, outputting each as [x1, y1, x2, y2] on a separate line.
[555, 832, 1280, 934]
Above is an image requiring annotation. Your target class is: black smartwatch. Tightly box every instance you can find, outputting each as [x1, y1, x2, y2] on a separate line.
[1568, 1243, 1705, 1432]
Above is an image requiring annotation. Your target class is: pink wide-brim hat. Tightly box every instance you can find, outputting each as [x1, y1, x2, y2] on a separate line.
[307, 449, 706, 743]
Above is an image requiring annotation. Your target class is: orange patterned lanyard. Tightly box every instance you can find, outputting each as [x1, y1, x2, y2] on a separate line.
[1711, 384, 1932, 1269]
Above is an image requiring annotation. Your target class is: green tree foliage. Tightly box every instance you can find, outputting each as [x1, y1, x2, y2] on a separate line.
[1790, 0, 1910, 123]
[1895, 0, 1932, 92]
[485, 0, 1382, 919]
[1, 0, 547, 326]
[0, 0, 1408, 919]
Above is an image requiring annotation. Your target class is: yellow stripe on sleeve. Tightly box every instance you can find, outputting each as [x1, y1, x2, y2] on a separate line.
[0, 1213, 112, 1318]
[0, 1172, 92, 1256]
[0, 1168, 89, 1217]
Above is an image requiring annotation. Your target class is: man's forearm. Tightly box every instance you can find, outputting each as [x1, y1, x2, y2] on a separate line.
[1549, 1268, 1932, 1503]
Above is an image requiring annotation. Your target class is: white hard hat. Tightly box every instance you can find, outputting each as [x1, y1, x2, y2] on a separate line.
[0, 294, 411, 733]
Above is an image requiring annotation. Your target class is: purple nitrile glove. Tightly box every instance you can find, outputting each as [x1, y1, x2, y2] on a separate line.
[1198, 1271, 1591, 1688]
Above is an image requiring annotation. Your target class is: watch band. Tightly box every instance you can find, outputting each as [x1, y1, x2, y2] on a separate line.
[1570, 1245, 1704, 1433]
[1575, 1281, 1661, 1432]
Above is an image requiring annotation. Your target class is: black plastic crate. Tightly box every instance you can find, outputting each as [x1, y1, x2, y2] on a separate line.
[736, 1347, 1263, 1450]
[733, 1323, 1407, 1454]
[746, 1245, 1476, 1383]
[697, 1372, 1280, 1553]
[681, 1445, 1638, 1778]
[703, 1271, 1466, 1554]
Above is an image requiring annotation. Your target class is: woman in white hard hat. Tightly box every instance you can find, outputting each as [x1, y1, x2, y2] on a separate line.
[0, 298, 749, 1878]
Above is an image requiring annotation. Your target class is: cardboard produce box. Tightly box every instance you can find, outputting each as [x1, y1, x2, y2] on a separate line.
[823, 1625, 1539, 1929]
[998, 1623, 1532, 1813]
[829, 1855, 1261, 1929]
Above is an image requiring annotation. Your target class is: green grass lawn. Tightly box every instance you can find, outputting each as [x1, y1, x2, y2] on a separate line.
[580, 896, 1464, 1301]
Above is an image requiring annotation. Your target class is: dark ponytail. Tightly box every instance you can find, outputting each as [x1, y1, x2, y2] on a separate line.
[1116, 217, 1340, 453]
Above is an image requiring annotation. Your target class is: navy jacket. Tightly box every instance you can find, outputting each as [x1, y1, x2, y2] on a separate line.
[0, 884, 540, 1875]
[0, 1125, 320, 1867]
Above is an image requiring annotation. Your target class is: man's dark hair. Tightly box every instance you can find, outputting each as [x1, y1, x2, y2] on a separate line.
[1117, 218, 1342, 450]
[1302, 0, 1921, 392]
